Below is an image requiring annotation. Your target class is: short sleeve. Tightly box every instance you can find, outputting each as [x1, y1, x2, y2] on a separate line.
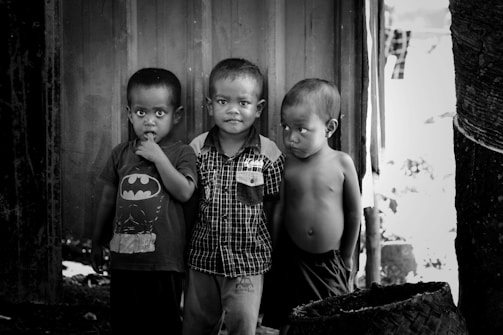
[98, 146, 121, 186]
[175, 144, 198, 185]
[263, 153, 285, 198]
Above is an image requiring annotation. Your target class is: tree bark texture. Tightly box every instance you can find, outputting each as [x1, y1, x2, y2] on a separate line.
[451, 0, 503, 332]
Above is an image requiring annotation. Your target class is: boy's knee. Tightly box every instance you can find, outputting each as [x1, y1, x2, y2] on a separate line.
[223, 308, 259, 335]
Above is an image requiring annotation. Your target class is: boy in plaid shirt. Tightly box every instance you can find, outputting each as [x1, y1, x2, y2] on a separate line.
[182, 58, 284, 335]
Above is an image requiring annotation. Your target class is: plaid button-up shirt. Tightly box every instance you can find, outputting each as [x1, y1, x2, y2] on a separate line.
[188, 126, 284, 277]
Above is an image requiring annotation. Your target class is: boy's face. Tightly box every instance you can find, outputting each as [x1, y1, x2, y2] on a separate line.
[208, 75, 264, 138]
[127, 85, 182, 143]
[281, 103, 330, 159]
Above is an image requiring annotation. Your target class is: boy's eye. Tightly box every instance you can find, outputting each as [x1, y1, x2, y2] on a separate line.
[299, 128, 307, 134]
[135, 110, 146, 117]
[216, 99, 227, 105]
[155, 110, 167, 117]
[239, 101, 250, 107]
[281, 124, 290, 131]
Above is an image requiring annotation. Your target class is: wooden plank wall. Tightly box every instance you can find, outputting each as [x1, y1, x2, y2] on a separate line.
[61, 0, 365, 238]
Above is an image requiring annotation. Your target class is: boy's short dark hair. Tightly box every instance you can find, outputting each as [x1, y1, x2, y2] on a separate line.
[209, 58, 264, 98]
[281, 78, 341, 121]
[126, 67, 181, 107]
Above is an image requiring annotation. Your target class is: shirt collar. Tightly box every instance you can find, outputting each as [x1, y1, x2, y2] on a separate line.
[203, 125, 261, 155]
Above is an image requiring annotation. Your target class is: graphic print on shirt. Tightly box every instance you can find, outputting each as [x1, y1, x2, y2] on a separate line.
[109, 170, 164, 254]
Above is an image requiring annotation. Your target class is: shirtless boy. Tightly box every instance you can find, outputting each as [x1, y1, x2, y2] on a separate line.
[263, 78, 361, 333]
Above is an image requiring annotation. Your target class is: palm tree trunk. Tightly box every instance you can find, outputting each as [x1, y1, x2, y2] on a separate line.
[450, 0, 503, 333]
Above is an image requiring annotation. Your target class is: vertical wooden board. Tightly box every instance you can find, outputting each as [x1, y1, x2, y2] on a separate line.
[155, 0, 190, 142]
[285, 0, 335, 87]
[83, 0, 118, 237]
[210, 0, 232, 65]
[186, 0, 213, 140]
[285, 0, 306, 88]
[304, 0, 335, 80]
[264, 0, 286, 146]
[113, 0, 129, 144]
[337, 0, 364, 164]
[156, 0, 186, 71]
[61, 0, 83, 153]
[62, 0, 126, 237]
[136, 0, 158, 68]
[62, 0, 85, 237]
[229, 0, 263, 61]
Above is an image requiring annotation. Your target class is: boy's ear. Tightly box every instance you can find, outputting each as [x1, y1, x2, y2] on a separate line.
[205, 97, 213, 116]
[126, 106, 133, 123]
[173, 106, 183, 124]
[326, 118, 339, 138]
[256, 99, 266, 118]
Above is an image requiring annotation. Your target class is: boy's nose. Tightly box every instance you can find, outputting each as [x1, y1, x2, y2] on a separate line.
[144, 115, 155, 125]
[227, 103, 239, 114]
[287, 132, 298, 143]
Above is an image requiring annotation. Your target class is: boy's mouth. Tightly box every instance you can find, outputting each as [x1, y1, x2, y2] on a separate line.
[288, 146, 304, 156]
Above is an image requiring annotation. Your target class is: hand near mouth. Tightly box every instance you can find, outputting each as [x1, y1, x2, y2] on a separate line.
[135, 133, 164, 163]
[144, 132, 156, 142]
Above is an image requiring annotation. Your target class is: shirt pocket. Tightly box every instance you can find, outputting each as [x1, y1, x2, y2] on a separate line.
[236, 170, 264, 206]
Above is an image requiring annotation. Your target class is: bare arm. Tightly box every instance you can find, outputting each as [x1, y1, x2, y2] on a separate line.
[91, 183, 117, 273]
[270, 181, 285, 250]
[136, 134, 196, 202]
[339, 154, 362, 270]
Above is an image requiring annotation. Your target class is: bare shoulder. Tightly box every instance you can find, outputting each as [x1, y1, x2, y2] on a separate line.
[330, 149, 356, 169]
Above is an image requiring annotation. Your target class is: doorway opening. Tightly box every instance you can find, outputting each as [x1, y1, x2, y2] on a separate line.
[360, 0, 458, 304]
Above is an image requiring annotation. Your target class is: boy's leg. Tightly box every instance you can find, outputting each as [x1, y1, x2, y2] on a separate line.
[111, 270, 183, 335]
[110, 269, 132, 335]
[221, 274, 264, 335]
[152, 271, 184, 335]
[182, 269, 223, 335]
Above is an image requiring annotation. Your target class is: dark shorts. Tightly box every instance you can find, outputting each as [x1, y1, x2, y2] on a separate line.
[110, 270, 183, 335]
[262, 233, 352, 328]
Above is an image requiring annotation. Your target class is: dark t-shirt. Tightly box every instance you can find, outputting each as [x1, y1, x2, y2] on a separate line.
[99, 139, 197, 272]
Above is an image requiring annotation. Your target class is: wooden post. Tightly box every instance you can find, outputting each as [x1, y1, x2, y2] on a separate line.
[362, 0, 384, 287]
[0, 0, 62, 303]
[364, 196, 381, 286]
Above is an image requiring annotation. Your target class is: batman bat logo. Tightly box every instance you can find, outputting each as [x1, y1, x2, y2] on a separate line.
[120, 173, 161, 201]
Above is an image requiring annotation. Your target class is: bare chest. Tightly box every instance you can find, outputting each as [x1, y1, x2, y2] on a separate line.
[284, 159, 343, 196]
